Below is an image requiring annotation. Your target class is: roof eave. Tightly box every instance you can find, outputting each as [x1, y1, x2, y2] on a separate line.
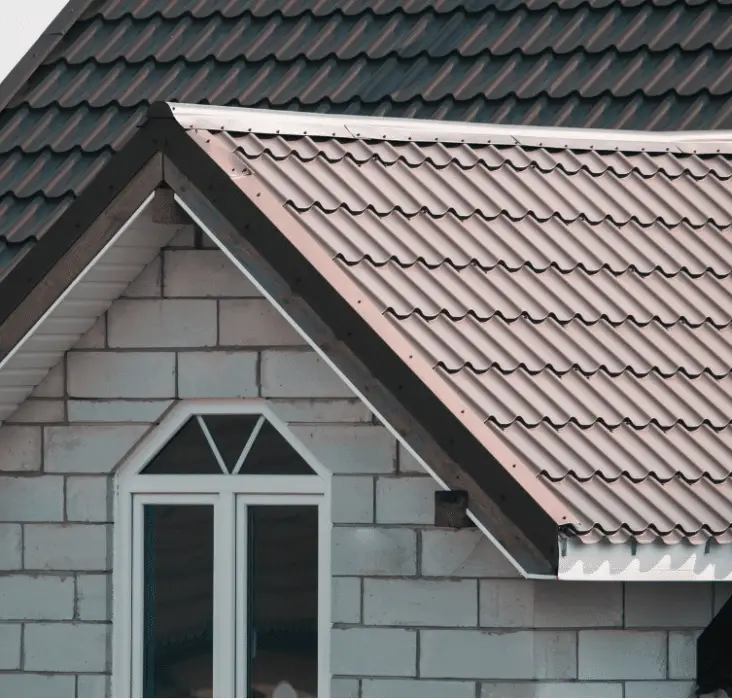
[559, 535, 732, 582]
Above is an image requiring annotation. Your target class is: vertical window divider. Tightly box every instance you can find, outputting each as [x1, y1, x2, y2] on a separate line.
[214, 491, 237, 697]
[131, 498, 146, 699]
[235, 499, 249, 698]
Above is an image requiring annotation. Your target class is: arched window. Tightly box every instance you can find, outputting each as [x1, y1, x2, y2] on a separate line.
[112, 402, 331, 699]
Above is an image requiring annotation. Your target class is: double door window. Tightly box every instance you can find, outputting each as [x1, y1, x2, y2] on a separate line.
[114, 407, 330, 698]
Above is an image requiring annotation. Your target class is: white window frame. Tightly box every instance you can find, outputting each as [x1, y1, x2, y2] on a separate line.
[112, 399, 332, 698]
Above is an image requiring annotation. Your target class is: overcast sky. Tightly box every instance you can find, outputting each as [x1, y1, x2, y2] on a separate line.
[0, 1, 68, 83]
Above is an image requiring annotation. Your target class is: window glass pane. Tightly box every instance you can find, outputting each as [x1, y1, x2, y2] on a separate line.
[247, 505, 318, 698]
[142, 419, 221, 474]
[242, 421, 315, 475]
[200, 414, 260, 472]
[143, 504, 214, 698]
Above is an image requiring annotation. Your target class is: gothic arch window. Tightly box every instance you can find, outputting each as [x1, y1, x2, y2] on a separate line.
[112, 402, 331, 699]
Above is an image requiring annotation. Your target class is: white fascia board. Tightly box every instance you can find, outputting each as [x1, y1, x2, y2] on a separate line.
[560, 537, 732, 581]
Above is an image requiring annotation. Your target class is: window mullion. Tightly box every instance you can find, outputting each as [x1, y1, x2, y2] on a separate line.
[213, 491, 237, 697]
[235, 499, 249, 698]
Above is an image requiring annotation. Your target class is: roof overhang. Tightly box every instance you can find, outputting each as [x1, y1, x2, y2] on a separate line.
[1, 102, 728, 580]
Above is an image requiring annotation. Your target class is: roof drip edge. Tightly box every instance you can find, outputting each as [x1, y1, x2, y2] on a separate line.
[559, 535, 732, 581]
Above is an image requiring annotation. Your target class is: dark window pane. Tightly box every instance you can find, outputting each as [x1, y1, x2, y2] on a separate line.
[200, 414, 261, 473]
[142, 418, 222, 474]
[242, 421, 315, 475]
[247, 505, 319, 698]
[143, 505, 214, 698]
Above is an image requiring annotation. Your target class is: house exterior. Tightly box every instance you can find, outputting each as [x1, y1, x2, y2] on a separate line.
[1, 1, 732, 699]
[0, 102, 727, 698]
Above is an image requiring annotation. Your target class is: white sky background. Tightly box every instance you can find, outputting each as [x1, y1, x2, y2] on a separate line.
[0, 1, 69, 83]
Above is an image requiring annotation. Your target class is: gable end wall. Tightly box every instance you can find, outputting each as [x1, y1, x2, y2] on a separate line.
[0, 238, 723, 698]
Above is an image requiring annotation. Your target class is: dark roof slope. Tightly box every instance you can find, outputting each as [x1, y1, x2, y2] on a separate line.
[172, 104, 732, 546]
[3, 0, 732, 257]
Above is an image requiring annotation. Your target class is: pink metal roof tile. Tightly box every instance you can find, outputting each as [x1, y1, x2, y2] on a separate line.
[442, 366, 732, 429]
[484, 422, 732, 483]
[194, 118, 732, 544]
[394, 315, 732, 378]
[295, 207, 732, 276]
[340, 260, 732, 326]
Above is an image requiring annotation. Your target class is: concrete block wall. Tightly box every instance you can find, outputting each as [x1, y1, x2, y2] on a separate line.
[0, 240, 723, 697]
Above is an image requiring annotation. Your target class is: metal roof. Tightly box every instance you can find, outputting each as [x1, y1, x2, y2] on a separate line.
[4, 0, 732, 263]
[169, 103, 732, 546]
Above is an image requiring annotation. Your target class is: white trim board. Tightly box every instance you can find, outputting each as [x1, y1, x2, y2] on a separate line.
[559, 537, 732, 581]
[168, 102, 732, 153]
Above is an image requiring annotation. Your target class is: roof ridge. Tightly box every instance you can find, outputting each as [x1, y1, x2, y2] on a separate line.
[168, 102, 732, 153]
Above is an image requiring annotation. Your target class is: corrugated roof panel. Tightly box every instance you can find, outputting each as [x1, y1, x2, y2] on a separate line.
[339, 261, 732, 326]
[182, 113, 732, 544]
[0, 105, 144, 154]
[0, 194, 74, 243]
[56, 10, 732, 63]
[85, 0, 732, 21]
[294, 208, 732, 276]
[16, 52, 732, 110]
[485, 422, 732, 482]
[235, 133, 732, 178]
[443, 366, 732, 428]
[541, 472, 732, 539]
[394, 314, 732, 377]
[243, 151, 732, 226]
[0, 149, 113, 199]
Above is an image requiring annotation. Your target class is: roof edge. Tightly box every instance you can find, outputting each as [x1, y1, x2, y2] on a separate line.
[560, 536, 732, 581]
[0, 0, 93, 111]
[166, 102, 732, 154]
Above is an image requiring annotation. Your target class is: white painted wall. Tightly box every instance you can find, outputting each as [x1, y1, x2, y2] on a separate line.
[0, 234, 724, 697]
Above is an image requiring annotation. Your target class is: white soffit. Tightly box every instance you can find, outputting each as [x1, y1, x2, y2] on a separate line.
[0, 195, 189, 422]
[559, 537, 732, 582]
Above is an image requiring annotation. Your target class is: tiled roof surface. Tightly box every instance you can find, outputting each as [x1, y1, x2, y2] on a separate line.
[4, 0, 732, 260]
[185, 112, 732, 544]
